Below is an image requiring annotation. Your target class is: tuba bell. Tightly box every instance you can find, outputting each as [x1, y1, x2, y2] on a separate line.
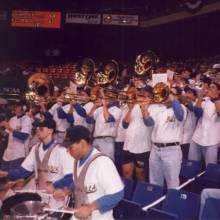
[152, 82, 169, 103]
[73, 58, 95, 88]
[95, 60, 119, 87]
[134, 50, 159, 77]
[26, 73, 54, 104]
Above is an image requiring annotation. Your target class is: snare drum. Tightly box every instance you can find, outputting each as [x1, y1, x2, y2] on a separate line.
[11, 201, 48, 220]
[1, 192, 42, 218]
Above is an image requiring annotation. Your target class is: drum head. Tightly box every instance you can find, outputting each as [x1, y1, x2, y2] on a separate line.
[2, 192, 42, 215]
[11, 200, 46, 218]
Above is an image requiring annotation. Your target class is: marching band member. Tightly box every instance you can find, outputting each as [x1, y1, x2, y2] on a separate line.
[0, 117, 74, 209]
[40, 97, 70, 143]
[58, 97, 87, 127]
[115, 102, 127, 175]
[143, 85, 187, 188]
[180, 86, 198, 159]
[64, 125, 124, 220]
[122, 86, 152, 181]
[188, 82, 220, 166]
[86, 95, 122, 161]
[0, 102, 32, 171]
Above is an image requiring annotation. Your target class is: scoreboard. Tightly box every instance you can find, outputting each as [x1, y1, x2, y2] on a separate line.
[11, 10, 61, 29]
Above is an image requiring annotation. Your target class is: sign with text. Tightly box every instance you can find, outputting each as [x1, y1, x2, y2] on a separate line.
[102, 14, 139, 26]
[66, 13, 101, 24]
[11, 10, 61, 28]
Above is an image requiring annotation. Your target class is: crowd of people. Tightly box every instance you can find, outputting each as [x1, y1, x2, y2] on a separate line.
[0, 55, 219, 219]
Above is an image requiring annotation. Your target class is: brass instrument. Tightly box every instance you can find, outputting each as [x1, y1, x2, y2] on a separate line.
[152, 82, 170, 103]
[134, 51, 159, 76]
[95, 60, 119, 87]
[26, 73, 54, 105]
[73, 58, 95, 88]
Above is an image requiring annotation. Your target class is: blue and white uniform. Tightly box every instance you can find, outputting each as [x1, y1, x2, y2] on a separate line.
[72, 147, 124, 220]
[145, 101, 187, 188]
[2, 114, 32, 170]
[86, 105, 122, 160]
[48, 103, 70, 143]
[189, 98, 220, 166]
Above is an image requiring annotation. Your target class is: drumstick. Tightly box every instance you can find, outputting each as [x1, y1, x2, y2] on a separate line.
[43, 207, 76, 214]
[14, 189, 47, 194]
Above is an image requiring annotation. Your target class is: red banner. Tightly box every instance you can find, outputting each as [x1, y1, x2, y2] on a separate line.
[11, 10, 61, 28]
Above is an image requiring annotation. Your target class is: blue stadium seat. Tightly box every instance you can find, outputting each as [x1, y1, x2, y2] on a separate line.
[113, 199, 146, 219]
[203, 163, 220, 181]
[194, 177, 220, 194]
[201, 198, 220, 220]
[180, 159, 202, 180]
[162, 189, 200, 220]
[132, 181, 164, 207]
[122, 177, 135, 200]
[193, 163, 220, 194]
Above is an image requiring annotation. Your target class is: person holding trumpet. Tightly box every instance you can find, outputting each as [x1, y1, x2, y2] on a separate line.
[188, 82, 220, 166]
[86, 88, 122, 161]
[121, 85, 153, 181]
[142, 83, 187, 188]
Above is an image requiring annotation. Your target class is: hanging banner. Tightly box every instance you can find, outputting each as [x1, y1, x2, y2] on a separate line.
[66, 13, 101, 24]
[11, 10, 61, 28]
[0, 11, 7, 21]
[102, 14, 139, 26]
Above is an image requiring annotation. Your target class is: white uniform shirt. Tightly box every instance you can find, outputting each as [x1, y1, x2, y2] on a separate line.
[49, 103, 70, 132]
[62, 104, 87, 127]
[149, 103, 187, 143]
[73, 148, 124, 220]
[123, 104, 152, 153]
[115, 104, 127, 143]
[182, 107, 197, 144]
[83, 102, 94, 132]
[3, 115, 32, 161]
[22, 141, 74, 183]
[93, 106, 122, 138]
[192, 99, 220, 146]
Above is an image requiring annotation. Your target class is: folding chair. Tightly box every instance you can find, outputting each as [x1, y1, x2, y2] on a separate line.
[132, 181, 164, 207]
[201, 198, 220, 220]
[122, 177, 135, 200]
[162, 189, 200, 220]
[113, 199, 146, 219]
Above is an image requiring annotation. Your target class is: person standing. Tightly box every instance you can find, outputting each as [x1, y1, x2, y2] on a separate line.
[0, 102, 32, 171]
[144, 87, 187, 188]
[189, 82, 220, 166]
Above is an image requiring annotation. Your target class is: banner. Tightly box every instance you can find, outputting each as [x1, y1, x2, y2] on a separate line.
[0, 11, 7, 21]
[102, 14, 139, 26]
[66, 13, 101, 24]
[11, 10, 61, 28]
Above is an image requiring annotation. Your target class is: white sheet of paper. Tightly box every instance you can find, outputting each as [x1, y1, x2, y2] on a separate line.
[69, 81, 77, 94]
[152, 74, 168, 87]
[166, 69, 174, 80]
